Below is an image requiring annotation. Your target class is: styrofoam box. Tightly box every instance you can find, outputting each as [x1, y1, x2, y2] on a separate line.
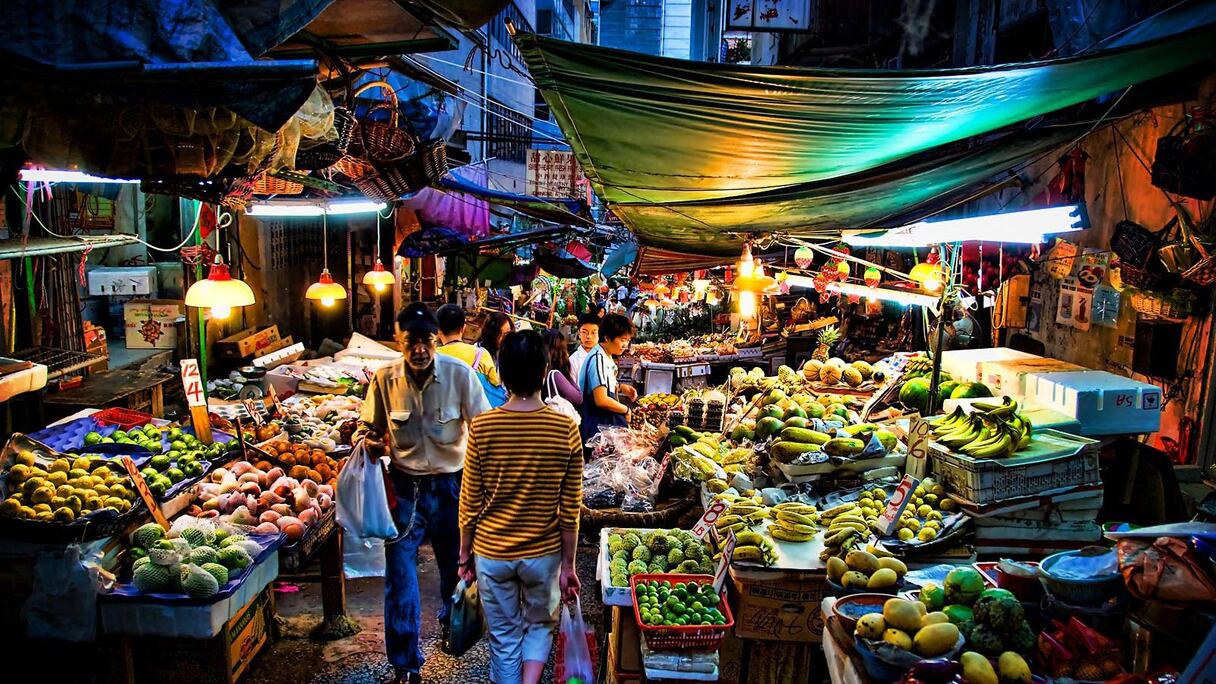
[1030, 370, 1162, 436]
[940, 348, 1035, 384]
[100, 551, 279, 638]
[88, 266, 159, 296]
[979, 357, 1086, 400]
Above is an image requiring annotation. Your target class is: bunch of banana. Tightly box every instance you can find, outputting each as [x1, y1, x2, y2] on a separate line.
[728, 529, 779, 566]
[818, 502, 871, 561]
[928, 397, 1033, 458]
[714, 500, 771, 536]
[768, 502, 819, 543]
[902, 355, 934, 378]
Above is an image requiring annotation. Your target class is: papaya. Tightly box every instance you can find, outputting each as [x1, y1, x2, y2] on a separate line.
[729, 424, 755, 442]
[755, 417, 785, 440]
[782, 416, 809, 430]
[783, 405, 808, 420]
[823, 437, 865, 456]
[778, 427, 831, 445]
[673, 425, 697, 439]
[771, 441, 822, 464]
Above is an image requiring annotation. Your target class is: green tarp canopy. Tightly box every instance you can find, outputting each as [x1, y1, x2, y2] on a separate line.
[518, 24, 1216, 254]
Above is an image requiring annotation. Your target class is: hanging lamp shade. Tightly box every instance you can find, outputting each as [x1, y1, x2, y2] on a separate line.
[362, 262, 396, 292]
[306, 268, 347, 307]
[909, 262, 944, 286]
[185, 256, 255, 320]
[794, 246, 814, 269]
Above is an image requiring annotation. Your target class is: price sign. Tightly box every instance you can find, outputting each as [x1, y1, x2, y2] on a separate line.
[180, 358, 205, 407]
[876, 474, 919, 537]
[121, 456, 170, 530]
[713, 529, 738, 594]
[691, 498, 730, 540]
[905, 417, 932, 480]
[242, 399, 265, 426]
[267, 385, 285, 417]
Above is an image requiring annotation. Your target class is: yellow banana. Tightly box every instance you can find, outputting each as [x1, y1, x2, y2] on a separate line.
[775, 509, 818, 526]
[829, 520, 868, 534]
[821, 502, 860, 518]
[733, 545, 766, 563]
[768, 525, 816, 542]
[774, 502, 818, 514]
[867, 543, 894, 558]
[735, 530, 767, 547]
[714, 514, 743, 529]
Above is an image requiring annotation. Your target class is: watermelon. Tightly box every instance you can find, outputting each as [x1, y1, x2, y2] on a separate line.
[938, 380, 960, 399]
[899, 377, 931, 408]
[950, 382, 994, 399]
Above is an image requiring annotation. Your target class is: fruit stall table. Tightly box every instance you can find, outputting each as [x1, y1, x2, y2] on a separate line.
[41, 369, 173, 422]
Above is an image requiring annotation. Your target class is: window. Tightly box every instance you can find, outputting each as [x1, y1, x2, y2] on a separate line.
[486, 99, 530, 163]
[488, 3, 535, 62]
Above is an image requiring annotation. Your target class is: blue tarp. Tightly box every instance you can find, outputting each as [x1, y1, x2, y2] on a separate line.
[0, 0, 330, 130]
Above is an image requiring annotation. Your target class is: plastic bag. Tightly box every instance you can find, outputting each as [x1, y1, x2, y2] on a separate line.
[447, 579, 485, 657]
[336, 441, 398, 540]
[344, 536, 386, 578]
[556, 598, 595, 684]
[24, 543, 107, 641]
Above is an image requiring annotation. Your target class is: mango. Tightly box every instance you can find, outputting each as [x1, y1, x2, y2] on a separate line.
[914, 622, 961, 657]
[877, 557, 908, 578]
[961, 651, 998, 684]
[882, 628, 912, 651]
[826, 556, 848, 583]
[841, 571, 870, 589]
[998, 652, 1032, 684]
[845, 549, 879, 574]
[854, 613, 885, 640]
[883, 598, 923, 633]
[922, 611, 949, 626]
[867, 568, 899, 589]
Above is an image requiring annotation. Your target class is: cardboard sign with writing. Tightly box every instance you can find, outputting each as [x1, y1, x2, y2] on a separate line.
[180, 359, 205, 407]
[876, 474, 920, 537]
[691, 498, 729, 540]
[904, 417, 932, 480]
[713, 529, 738, 594]
[242, 399, 265, 426]
[121, 456, 170, 529]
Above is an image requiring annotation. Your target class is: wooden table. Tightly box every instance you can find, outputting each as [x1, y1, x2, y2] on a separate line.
[41, 369, 173, 419]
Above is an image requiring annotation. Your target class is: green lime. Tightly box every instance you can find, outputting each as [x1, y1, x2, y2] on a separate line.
[83, 432, 103, 446]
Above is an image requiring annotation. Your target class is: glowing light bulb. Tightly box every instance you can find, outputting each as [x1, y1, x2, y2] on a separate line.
[321, 297, 336, 307]
[739, 291, 757, 319]
[924, 275, 943, 293]
[373, 282, 387, 293]
[210, 306, 231, 320]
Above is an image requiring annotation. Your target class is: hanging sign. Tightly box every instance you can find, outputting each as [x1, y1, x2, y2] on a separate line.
[1092, 285, 1121, 327]
[1045, 239, 1079, 279]
[1076, 250, 1110, 290]
[727, 0, 813, 31]
[1056, 278, 1092, 331]
[526, 149, 585, 198]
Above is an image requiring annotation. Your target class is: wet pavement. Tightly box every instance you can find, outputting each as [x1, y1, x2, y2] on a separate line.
[245, 544, 602, 684]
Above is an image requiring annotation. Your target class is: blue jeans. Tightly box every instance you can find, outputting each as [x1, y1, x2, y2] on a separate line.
[384, 469, 462, 674]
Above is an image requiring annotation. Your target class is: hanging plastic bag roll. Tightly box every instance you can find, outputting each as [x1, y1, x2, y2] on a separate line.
[336, 440, 399, 540]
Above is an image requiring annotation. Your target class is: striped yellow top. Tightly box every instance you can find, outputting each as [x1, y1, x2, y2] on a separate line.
[458, 406, 583, 560]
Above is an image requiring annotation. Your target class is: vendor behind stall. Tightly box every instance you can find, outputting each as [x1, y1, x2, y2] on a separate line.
[578, 313, 636, 444]
[569, 313, 599, 390]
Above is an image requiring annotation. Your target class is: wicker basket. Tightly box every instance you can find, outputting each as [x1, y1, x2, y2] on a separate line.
[353, 81, 416, 163]
[1127, 288, 1194, 319]
[252, 172, 304, 196]
[295, 107, 357, 171]
[353, 139, 449, 202]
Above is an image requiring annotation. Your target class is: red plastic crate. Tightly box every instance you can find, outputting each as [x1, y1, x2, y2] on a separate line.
[93, 407, 154, 429]
[629, 574, 733, 652]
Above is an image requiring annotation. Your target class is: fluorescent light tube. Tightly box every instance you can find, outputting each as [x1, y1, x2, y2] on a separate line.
[19, 169, 139, 184]
[843, 204, 1087, 247]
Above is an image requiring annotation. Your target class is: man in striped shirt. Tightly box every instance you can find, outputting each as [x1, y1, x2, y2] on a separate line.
[458, 330, 582, 684]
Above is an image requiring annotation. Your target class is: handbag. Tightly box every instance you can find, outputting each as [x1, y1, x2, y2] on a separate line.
[446, 579, 486, 657]
[544, 370, 581, 426]
[1116, 536, 1216, 604]
[472, 348, 508, 408]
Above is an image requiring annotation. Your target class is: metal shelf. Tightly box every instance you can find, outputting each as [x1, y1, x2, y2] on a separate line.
[11, 347, 104, 379]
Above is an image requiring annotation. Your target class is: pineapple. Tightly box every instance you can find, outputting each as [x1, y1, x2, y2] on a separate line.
[812, 325, 839, 361]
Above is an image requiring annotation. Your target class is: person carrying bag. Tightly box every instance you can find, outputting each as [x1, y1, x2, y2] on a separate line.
[336, 440, 398, 540]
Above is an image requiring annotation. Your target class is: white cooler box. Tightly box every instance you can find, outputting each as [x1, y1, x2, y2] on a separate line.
[979, 357, 1086, 400]
[1029, 370, 1162, 436]
[940, 348, 1035, 384]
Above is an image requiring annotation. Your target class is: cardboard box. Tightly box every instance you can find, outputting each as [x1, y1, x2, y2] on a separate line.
[121, 588, 272, 684]
[611, 606, 642, 673]
[979, 357, 1086, 399]
[215, 325, 281, 361]
[124, 299, 185, 350]
[730, 569, 828, 643]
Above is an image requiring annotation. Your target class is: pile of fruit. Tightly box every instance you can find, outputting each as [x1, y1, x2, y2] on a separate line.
[670, 432, 750, 487]
[634, 579, 727, 627]
[127, 521, 260, 599]
[853, 597, 963, 659]
[605, 528, 714, 588]
[270, 394, 363, 452]
[801, 358, 875, 388]
[1, 451, 138, 522]
[729, 366, 804, 397]
[769, 421, 899, 465]
[819, 501, 874, 561]
[637, 393, 681, 410]
[826, 547, 907, 591]
[917, 567, 1036, 656]
[257, 441, 342, 487]
[927, 398, 1033, 459]
[189, 460, 335, 543]
[867, 478, 955, 544]
[897, 367, 993, 414]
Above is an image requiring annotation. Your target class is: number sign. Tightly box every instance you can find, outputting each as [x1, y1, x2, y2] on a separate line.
[180, 358, 205, 407]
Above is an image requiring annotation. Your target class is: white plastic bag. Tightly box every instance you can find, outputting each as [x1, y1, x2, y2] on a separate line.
[336, 440, 398, 539]
[344, 536, 387, 578]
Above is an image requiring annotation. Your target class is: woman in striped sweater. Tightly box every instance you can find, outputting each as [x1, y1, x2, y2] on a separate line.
[457, 330, 582, 684]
